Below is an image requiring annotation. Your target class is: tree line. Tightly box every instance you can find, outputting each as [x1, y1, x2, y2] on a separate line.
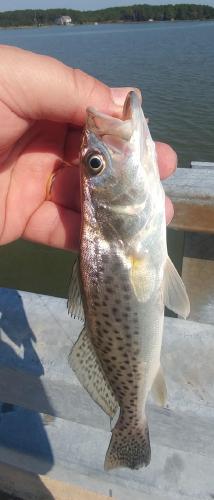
[0, 4, 213, 28]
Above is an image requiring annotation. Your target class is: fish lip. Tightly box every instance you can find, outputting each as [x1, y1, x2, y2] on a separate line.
[85, 90, 142, 142]
[122, 90, 142, 121]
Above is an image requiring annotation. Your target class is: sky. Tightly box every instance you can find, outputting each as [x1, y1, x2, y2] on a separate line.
[0, 0, 214, 11]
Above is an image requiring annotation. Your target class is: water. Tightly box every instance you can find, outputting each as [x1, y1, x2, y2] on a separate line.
[0, 21, 214, 296]
[0, 21, 214, 166]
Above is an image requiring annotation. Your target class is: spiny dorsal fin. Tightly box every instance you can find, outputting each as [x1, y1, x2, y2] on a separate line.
[164, 256, 190, 318]
[67, 259, 84, 321]
[68, 327, 118, 418]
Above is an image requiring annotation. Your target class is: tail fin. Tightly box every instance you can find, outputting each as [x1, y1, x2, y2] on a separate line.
[104, 418, 151, 471]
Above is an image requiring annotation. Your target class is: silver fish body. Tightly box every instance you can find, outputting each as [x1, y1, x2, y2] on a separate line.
[68, 91, 190, 470]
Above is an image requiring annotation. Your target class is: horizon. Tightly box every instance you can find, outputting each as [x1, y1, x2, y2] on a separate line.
[0, 0, 214, 12]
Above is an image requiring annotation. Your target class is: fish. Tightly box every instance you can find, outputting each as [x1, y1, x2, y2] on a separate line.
[68, 91, 190, 471]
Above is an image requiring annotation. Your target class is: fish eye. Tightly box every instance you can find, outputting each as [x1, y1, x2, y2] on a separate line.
[86, 153, 105, 175]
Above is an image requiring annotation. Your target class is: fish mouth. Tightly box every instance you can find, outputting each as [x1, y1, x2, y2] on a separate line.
[86, 90, 142, 144]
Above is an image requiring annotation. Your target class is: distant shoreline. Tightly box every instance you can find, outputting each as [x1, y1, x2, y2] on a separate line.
[0, 18, 214, 30]
[0, 4, 214, 29]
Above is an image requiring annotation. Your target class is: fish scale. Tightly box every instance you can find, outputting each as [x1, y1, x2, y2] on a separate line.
[86, 252, 163, 409]
[68, 90, 190, 470]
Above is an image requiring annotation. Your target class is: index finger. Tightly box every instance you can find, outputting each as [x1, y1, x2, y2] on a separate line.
[0, 45, 135, 126]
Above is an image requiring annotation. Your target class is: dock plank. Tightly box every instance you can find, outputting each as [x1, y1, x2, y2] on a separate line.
[0, 406, 213, 500]
[0, 289, 214, 499]
[163, 168, 214, 233]
[0, 289, 214, 423]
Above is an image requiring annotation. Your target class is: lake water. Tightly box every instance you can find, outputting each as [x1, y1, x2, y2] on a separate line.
[0, 21, 214, 296]
[0, 21, 214, 166]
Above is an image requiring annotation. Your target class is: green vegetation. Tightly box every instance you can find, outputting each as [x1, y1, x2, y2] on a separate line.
[0, 4, 213, 28]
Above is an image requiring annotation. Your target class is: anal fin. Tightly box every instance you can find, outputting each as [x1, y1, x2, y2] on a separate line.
[68, 327, 118, 418]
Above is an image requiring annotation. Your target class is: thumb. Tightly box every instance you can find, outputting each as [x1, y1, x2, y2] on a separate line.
[0, 45, 138, 126]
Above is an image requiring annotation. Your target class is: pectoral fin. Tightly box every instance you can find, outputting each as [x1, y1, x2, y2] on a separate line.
[164, 256, 190, 318]
[151, 365, 167, 407]
[67, 259, 84, 321]
[68, 327, 118, 417]
[130, 256, 156, 302]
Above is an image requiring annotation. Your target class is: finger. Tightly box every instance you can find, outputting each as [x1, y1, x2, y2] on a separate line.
[23, 201, 80, 251]
[0, 46, 137, 126]
[155, 142, 177, 180]
[48, 164, 80, 213]
[165, 196, 174, 225]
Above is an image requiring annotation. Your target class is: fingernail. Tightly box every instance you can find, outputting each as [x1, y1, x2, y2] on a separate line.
[111, 87, 142, 106]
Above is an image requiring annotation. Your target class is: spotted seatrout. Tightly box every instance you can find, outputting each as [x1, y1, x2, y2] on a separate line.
[68, 91, 190, 470]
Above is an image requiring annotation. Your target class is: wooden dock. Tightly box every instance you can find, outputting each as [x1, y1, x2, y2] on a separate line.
[0, 290, 214, 500]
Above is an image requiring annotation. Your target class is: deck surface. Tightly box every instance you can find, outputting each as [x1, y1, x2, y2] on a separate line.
[0, 288, 214, 499]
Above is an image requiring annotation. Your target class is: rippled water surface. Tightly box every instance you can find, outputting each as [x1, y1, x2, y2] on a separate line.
[1, 21, 214, 166]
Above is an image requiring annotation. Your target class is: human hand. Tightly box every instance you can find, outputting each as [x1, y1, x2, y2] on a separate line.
[0, 45, 176, 251]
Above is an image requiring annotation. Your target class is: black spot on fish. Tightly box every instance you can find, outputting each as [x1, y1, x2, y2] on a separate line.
[107, 340, 113, 345]
[103, 346, 111, 353]
[124, 294, 130, 301]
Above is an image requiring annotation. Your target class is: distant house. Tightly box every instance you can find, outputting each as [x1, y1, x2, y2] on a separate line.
[55, 16, 72, 26]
